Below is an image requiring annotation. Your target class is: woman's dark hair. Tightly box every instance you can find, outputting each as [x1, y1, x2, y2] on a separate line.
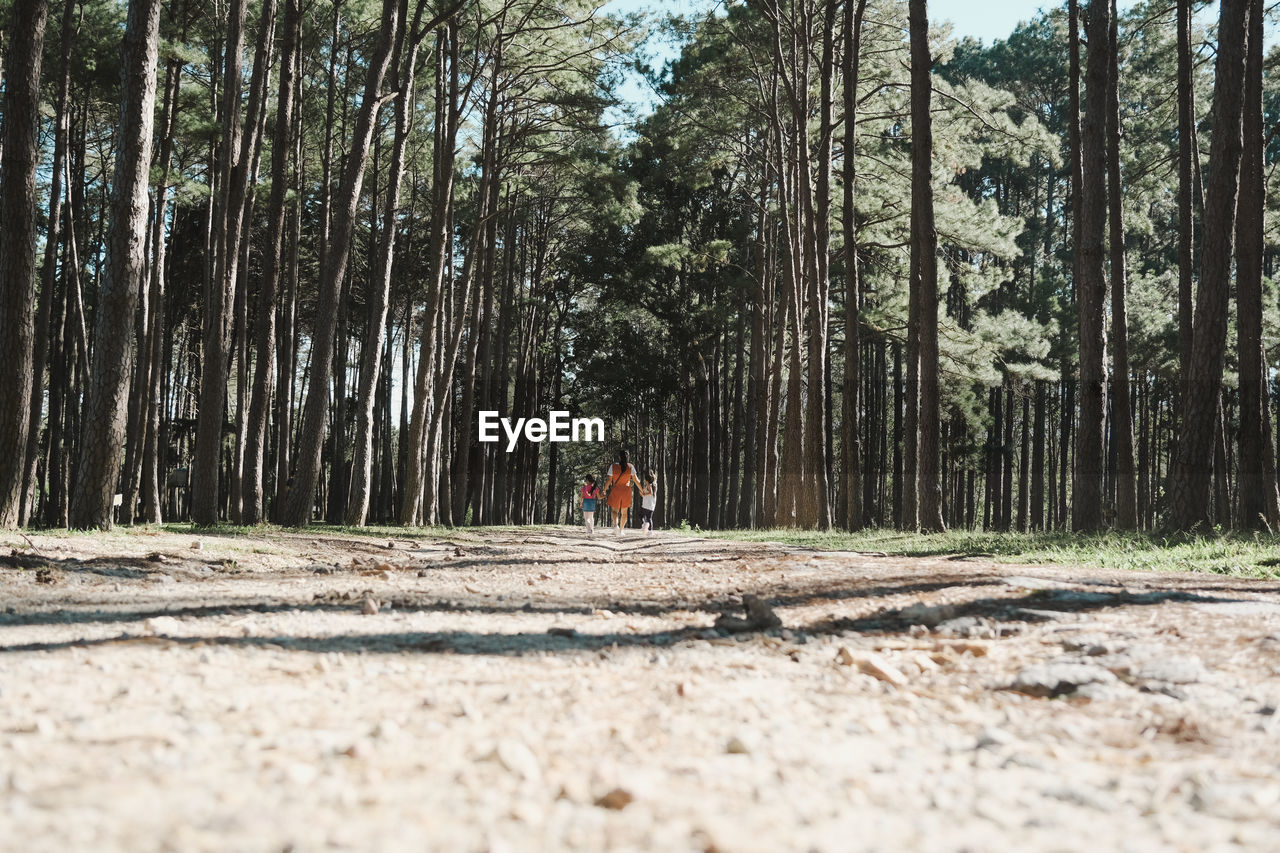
[644, 468, 655, 485]
[585, 474, 596, 485]
[618, 449, 628, 466]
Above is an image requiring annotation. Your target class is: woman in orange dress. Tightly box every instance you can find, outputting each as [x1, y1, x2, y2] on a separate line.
[604, 449, 640, 534]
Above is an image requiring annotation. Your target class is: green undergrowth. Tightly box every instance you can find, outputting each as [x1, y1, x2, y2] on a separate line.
[698, 528, 1280, 579]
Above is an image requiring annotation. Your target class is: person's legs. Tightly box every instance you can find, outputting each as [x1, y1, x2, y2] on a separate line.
[583, 510, 594, 535]
[616, 507, 628, 532]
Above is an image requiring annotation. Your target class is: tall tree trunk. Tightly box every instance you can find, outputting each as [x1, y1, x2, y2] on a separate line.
[274, 64, 304, 518]
[401, 21, 461, 526]
[21, 0, 76, 526]
[121, 5, 187, 524]
[1072, 0, 1109, 532]
[0, 0, 50, 528]
[910, 0, 943, 531]
[1107, 0, 1136, 529]
[1233, 0, 1280, 530]
[69, 0, 162, 529]
[739, 136, 769, 528]
[1167, 0, 1249, 531]
[803, 0, 836, 531]
[450, 246, 485, 527]
[449, 81, 502, 528]
[282, 0, 401, 526]
[348, 5, 419, 526]
[139, 41, 184, 525]
[243, 0, 300, 525]
[1018, 387, 1030, 531]
[1176, 0, 1195, 399]
[227, 0, 279, 523]
[1031, 379, 1046, 529]
[1064, 0, 1081, 532]
[191, 0, 249, 525]
[840, 0, 867, 531]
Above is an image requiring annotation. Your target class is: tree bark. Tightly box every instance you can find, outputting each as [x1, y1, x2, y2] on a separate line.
[840, 0, 868, 531]
[1176, 0, 1194, 400]
[347, 3, 420, 526]
[401, 21, 462, 526]
[1233, 0, 1280, 530]
[69, 0, 162, 529]
[283, 0, 401, 526]
[243, 0, 300, 524]
[191, 0, 249, 525]
[804, 0, 836, 531]
[910, 0, 944, 531]
[138, 40, 184, 525]
[139, 57, 180, 525]
[21, 0, 76, 526]
[1166, 0, 1249, 532]
[0, 0, 50, 528]
[739, 134, 769, 528]
[1106, 0, 1136, 529]
[1072, 0, 1109, 533]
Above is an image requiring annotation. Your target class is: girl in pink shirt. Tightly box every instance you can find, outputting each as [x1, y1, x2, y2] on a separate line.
[579, 475, 601, 535]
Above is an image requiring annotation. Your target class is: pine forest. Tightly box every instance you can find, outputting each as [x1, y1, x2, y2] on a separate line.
[1, 0, 1278, 537]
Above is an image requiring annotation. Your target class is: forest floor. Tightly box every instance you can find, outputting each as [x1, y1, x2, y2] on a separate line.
[3, 525, 1280, 852]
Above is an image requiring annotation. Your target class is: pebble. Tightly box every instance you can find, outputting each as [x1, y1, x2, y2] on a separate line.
[493, 738, 542, 782]
[975, 726, 1013, 750]
[1132, 657, 1206, 685]
[1002, 576, 1073, 590]
[1009, 663, 1117, 698]
[858, 653, 909, 687]
[1061, 634, 1120, 654]
[1073, 681, 1130, 702]
[899, 602, 957, 628]
[1190, 783, 1280, 820]
[725, 736, 750, 755]
[594, 788, 634, 810]
[934, 639, 990, 657]
[936, 616, 997, 639]
[836, 648, 909, 687]
[143, 616, 182, 636]
[361, 598, 379, 615]
[1045, 784, 1118, 812]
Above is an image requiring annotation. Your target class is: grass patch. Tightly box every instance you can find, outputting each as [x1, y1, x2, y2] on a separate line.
[699, 528, 1280, 579]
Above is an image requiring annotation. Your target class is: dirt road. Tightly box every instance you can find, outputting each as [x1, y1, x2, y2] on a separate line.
[3, 525, 1280, 851]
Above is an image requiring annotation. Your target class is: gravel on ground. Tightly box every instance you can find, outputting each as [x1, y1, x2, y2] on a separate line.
[3, 525, 1280, 852]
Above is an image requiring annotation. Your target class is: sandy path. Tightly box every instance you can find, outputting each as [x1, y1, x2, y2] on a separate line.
[3, 525, 1280, 852]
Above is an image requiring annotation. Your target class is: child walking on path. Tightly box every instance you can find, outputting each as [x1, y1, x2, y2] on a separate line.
[580, 475, 601, 535]
[638, 469, 657, 535]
